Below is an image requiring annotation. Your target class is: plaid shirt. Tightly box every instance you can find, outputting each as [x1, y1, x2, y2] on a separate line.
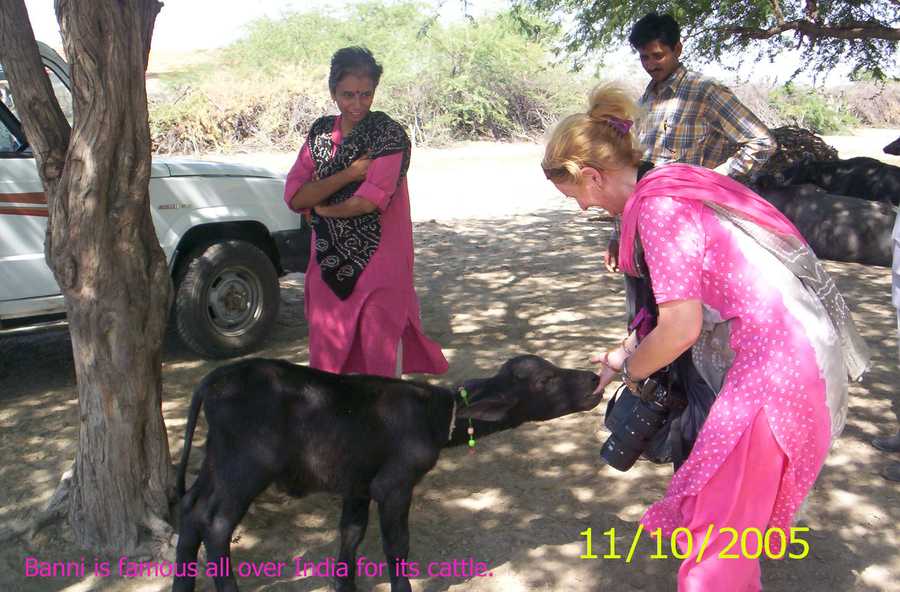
[636, 65, 775, 178]
[609, 66, 774, 243]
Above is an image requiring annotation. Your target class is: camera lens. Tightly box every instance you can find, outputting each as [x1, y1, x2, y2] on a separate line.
[600, 396, 670, 472]
[600, 434, 643, 471]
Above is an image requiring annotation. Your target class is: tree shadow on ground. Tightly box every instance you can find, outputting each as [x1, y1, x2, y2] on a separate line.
[0, 209, 897, 591]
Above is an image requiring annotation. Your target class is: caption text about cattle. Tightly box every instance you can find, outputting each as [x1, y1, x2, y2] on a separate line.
[25, 555, 493, 579]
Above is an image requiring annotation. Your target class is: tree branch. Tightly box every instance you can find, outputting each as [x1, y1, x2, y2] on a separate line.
[769, 0, 785, 24]
[0, 0, 71, 192]
[723, 19, 900, 41]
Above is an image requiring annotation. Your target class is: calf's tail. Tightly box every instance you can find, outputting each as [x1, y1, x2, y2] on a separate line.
[176, 378, 207, 498]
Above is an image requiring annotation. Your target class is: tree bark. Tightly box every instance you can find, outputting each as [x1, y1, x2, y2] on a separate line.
[0, 0, 172, 555]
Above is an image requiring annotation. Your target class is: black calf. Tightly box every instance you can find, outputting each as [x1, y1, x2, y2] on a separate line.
[172, 355, 600, 592]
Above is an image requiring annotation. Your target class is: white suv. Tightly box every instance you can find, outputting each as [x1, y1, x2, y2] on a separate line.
[0, 43, 309, 358]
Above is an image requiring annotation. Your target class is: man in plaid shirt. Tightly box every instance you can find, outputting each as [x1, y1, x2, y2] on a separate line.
[632, 12, 775, 177]
[606, 12, 775, 271]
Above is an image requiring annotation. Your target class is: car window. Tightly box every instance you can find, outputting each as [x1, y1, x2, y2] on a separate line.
[0, 113, 17, 152]
[0, 121, 17, 153]
[0, 81, 19, 153]
[0, 78, 14, 112]
[46, 66, 73, 124]
[0, 62, 73, 130]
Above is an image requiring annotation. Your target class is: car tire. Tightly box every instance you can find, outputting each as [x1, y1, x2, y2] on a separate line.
[174, 239, 280, 359]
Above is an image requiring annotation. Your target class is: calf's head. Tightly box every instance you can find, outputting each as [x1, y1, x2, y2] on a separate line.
[455, 355, 601, 424]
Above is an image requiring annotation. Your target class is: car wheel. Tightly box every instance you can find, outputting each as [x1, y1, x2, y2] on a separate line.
[174, 239, 280, 359]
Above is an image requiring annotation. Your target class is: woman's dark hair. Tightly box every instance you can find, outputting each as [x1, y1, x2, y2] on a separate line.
[328, 46, 383, 94]
[628, 12, 680, 50]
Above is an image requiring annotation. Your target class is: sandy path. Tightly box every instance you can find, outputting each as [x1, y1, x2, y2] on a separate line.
[193, 141, 563, 223]
[199, 126, 900, 221]
[822, 128, 900, 165]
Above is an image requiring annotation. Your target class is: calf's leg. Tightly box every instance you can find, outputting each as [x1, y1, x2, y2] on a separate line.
[335, 495, 372, 592]
[375, 487, 414, 592]
[203, 464, 276, 592]
[203, 494, 247, 592]
[173, 466, 212, 592]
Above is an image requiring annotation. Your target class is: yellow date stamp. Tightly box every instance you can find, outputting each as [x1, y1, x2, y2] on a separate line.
[579, 525, 810, 562]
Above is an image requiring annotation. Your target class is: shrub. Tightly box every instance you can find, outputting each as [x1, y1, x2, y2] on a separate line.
[768, 84, 859, 134]
[833, 81, 900, 127]
[149, 1, 588, 152]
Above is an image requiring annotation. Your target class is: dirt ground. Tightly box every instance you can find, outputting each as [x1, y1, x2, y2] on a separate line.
[1, 135, 899, 591]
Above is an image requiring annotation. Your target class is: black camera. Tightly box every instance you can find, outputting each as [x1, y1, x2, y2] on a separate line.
[600, 374, 685, 472]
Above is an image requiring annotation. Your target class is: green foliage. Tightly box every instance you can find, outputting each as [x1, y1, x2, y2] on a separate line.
[516, 0, 899, 80]
[416, 11, 582, 141]
[768, 84, 859, 134]
[222, 2, 429, 79]
[150, 1, 588, 152]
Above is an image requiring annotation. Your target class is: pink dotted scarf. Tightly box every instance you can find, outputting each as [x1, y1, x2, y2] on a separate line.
[618, 163, 805, 277]
[617, 163, 869, 384]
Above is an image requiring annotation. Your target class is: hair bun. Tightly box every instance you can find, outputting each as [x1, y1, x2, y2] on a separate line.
[587, 84, 637, 135]
[586, 111, 633, 136]
[604, 116, 633, 136]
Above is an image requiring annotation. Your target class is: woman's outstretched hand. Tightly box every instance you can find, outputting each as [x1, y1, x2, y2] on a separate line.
[590, 352, 621, 395]
[594, 363, 619, 395]
[590, 333, 637, 395]
[591, 346, 628, 371]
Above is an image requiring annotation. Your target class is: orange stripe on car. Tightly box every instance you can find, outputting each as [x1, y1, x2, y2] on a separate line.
[0, 192, 48, 205]
[0, 207, 49, 217]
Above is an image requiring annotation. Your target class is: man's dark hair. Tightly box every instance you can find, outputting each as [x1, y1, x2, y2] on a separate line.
[628, 12, 680, 50]
[328, 46, 383, 93]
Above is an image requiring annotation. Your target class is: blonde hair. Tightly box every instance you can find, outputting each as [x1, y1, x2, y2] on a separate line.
[542, 83, 643, 183]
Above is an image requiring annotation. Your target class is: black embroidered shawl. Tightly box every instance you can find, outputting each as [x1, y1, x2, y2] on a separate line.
[306, 111, 411, 300]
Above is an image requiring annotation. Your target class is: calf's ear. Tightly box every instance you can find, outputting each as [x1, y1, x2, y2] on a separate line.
[456, 394, 517, 422]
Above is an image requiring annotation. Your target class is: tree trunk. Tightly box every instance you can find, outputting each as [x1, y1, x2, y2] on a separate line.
[0, 0, 172, 555]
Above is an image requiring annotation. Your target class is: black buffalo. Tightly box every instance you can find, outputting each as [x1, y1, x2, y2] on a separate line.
[758, 183, 895, 267]
[885, 136, 900, 156]
[173, 356, 601, 592]
[760, 156, 900, 206]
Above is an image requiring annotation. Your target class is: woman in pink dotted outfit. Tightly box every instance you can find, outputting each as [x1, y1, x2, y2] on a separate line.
[542, 85, 869, 591]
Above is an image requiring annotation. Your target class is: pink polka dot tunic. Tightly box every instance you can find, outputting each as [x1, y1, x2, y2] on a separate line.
[635, 192, 838, 537]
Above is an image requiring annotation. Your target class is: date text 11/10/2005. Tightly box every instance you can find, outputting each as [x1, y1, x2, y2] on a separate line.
[578, 526, 811, 562]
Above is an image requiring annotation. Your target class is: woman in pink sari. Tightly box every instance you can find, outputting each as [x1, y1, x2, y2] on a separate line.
[284, 47, 447, 377]
[542, 84, 868, 591]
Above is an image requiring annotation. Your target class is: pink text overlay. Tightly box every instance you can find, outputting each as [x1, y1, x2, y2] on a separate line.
[24, 555, 493, 579]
